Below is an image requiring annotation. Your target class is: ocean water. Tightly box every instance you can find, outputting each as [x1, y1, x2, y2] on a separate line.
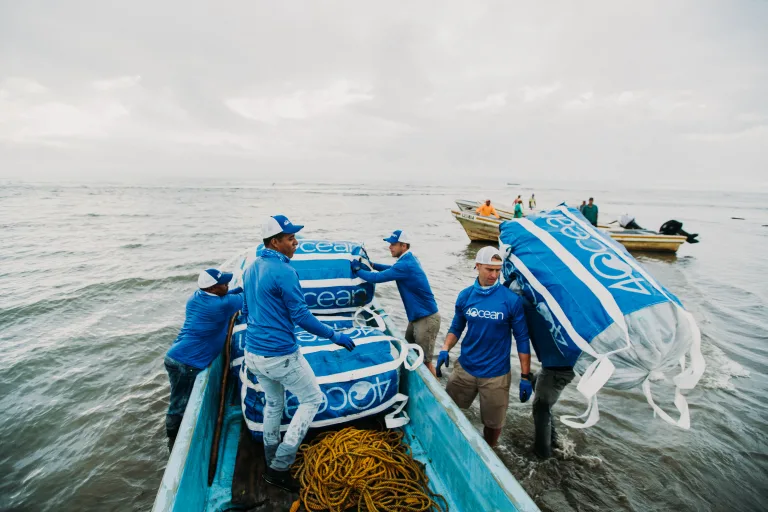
[1, 181, 766, 511]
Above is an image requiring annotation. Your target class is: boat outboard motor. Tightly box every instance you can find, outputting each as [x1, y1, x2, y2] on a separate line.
[619, 213, 643, 230]
[659, 220, 699, 244]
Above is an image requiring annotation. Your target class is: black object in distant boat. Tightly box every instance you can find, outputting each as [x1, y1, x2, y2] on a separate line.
[659, 220, 699, 244]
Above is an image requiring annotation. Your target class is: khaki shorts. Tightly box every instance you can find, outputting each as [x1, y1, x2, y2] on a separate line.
[446, 361, 511, 429]
[405, 312, 441, 364]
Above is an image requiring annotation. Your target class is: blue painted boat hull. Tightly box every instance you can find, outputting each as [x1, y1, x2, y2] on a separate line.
[153, 301, 539, 512]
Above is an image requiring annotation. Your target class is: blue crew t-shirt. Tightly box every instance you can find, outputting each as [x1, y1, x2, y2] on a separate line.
[355, 251, 438, 322]
[448, 280, 530, 378]
[167, 289, 243, 369]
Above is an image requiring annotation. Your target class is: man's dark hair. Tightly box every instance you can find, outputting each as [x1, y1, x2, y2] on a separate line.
[589, 197, 594, 201]
[403, 242, 411, 250]
[263, 232, 288, 248]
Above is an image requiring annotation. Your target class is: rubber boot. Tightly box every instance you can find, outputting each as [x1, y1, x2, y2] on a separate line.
[263, 467, 300, 493]
[532, 401, 553, 458]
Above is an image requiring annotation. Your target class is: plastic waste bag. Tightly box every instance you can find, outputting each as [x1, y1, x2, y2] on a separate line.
[499, 205, 705, 429]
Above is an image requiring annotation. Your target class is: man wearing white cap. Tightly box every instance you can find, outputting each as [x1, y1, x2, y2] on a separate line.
[435, 246, 531, 448]
[164, 268, 244, 450]
[242, 214, 356, 492]
[352, 229, 442, 376]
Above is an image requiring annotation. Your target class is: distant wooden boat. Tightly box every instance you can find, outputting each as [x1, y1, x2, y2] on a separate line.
[452, 210, 687, 253]
[600, 227, 687, 253]
[455, 199, 520, 220]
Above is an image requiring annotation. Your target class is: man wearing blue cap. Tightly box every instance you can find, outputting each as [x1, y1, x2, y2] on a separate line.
[164, 268, 244, 450]
[352, 229, 441, 376]
[243, 215, 356, 492]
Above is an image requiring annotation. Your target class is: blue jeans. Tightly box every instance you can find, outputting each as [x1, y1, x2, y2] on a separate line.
[245, 350, 324, 471]
[164, 355, 202, 440]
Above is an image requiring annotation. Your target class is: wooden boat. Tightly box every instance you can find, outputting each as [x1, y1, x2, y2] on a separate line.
[455, 199, 516, 220]
[600, 226, 687, 253]
[153, 296, 539, 511]
[452, 210, 687, 253]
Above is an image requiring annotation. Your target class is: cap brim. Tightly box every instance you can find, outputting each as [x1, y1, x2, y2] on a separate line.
[383, 237, 398, 243]
[282, 224, 304, 234]
[219, 272, 234, 284]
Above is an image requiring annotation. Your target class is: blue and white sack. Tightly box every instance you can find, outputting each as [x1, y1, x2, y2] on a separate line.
[499, 205, 705, 429]
[239, 325, 423, 438]
[226, 240, 375, 314]
[228, 305, 387, 383]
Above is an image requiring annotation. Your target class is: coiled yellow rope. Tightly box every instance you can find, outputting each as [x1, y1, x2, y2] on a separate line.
[289, 427, 449, 512]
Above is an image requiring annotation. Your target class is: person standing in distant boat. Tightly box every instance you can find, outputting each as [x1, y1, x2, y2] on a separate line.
[582, 197, 599, 227]
[352, 230, 442, 376]
[435, 247, 531, 448]
[242, 215, 356, 492]
[164, 268, 243, 451]
[514, 200, 524, 218]
[529, 194, 536, 210]
[476, 199, 500, 219]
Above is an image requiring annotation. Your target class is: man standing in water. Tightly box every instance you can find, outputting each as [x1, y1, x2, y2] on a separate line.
[352, 230, 442, 376]
[519, 299, 576, 458]
[165, 268, 243, 451]
[243, 215, 356, 492]
[435, 247, 531, 448]
[582, 197, 599, 226]
[528, 194, 536, 210]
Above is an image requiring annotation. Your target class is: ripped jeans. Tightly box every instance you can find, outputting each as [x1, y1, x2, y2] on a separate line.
[244, 349, 324, 471]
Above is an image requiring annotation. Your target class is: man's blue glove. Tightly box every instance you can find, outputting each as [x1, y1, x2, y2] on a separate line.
[519, 378, 533, 402]
[350, 259, 363, 273]
[436, 350, 450, 377]
[228, 286, 243, 295]
[331, 331, 356, 352]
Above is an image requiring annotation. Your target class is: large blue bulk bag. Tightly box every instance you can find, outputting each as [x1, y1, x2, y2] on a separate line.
[499, 205, 705, 429]
[238, 326, 423, 438]
[228, 305, 387, 383]
[225, 240, 375, 314]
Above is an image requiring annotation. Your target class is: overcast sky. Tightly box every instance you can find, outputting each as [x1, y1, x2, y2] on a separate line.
[1, 1, 766, 186]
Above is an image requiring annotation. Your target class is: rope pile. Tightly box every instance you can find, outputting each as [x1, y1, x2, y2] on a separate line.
[289, 427, 448, 512]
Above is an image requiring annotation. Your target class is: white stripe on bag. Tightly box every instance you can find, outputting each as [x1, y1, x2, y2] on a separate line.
[300, 277, 365, 288]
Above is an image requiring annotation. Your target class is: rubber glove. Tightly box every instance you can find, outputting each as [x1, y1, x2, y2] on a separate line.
[331, 331, 356, 352]
[436, 350, 450, 377]
[350, 259, 362, 273]
[519, 378, 533, 402]
[228, 286, 243, 295]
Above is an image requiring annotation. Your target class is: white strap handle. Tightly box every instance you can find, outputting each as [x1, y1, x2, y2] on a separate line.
[384, 393, 410, 428]
[353, 304, 386, 331]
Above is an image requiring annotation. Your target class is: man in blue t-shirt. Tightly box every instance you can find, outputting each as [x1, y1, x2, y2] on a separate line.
[435, 246, 531, 447]
[164, 268, 243, 450]
[243, 215, 356, 492]
[352, 229, 441, 376]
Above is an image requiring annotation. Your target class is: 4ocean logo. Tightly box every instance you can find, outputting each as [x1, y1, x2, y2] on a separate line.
[466, 307, 505, 320]
[282, 375, 394, 419]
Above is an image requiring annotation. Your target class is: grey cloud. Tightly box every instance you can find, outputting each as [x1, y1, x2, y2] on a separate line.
[0, 0, 766, 185]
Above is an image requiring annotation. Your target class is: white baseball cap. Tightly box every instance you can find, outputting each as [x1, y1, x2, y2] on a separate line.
[262, 214, 304, 239]
[475, 246, 503, 267]
[198, 268, 233, 288]
[383, 230, 410, 244]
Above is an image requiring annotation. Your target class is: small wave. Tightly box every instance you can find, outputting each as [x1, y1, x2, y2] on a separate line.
[0, 274, 196, 320]
[120, 243, 143, 249]
[85, 213, 102, 217]
[699, 343, 750, 390]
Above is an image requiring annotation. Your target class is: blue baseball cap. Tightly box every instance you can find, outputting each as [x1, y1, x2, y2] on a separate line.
[383, 230, 410, 244]
[262, 214, 304, 239]
[198, 268, 233, 289]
